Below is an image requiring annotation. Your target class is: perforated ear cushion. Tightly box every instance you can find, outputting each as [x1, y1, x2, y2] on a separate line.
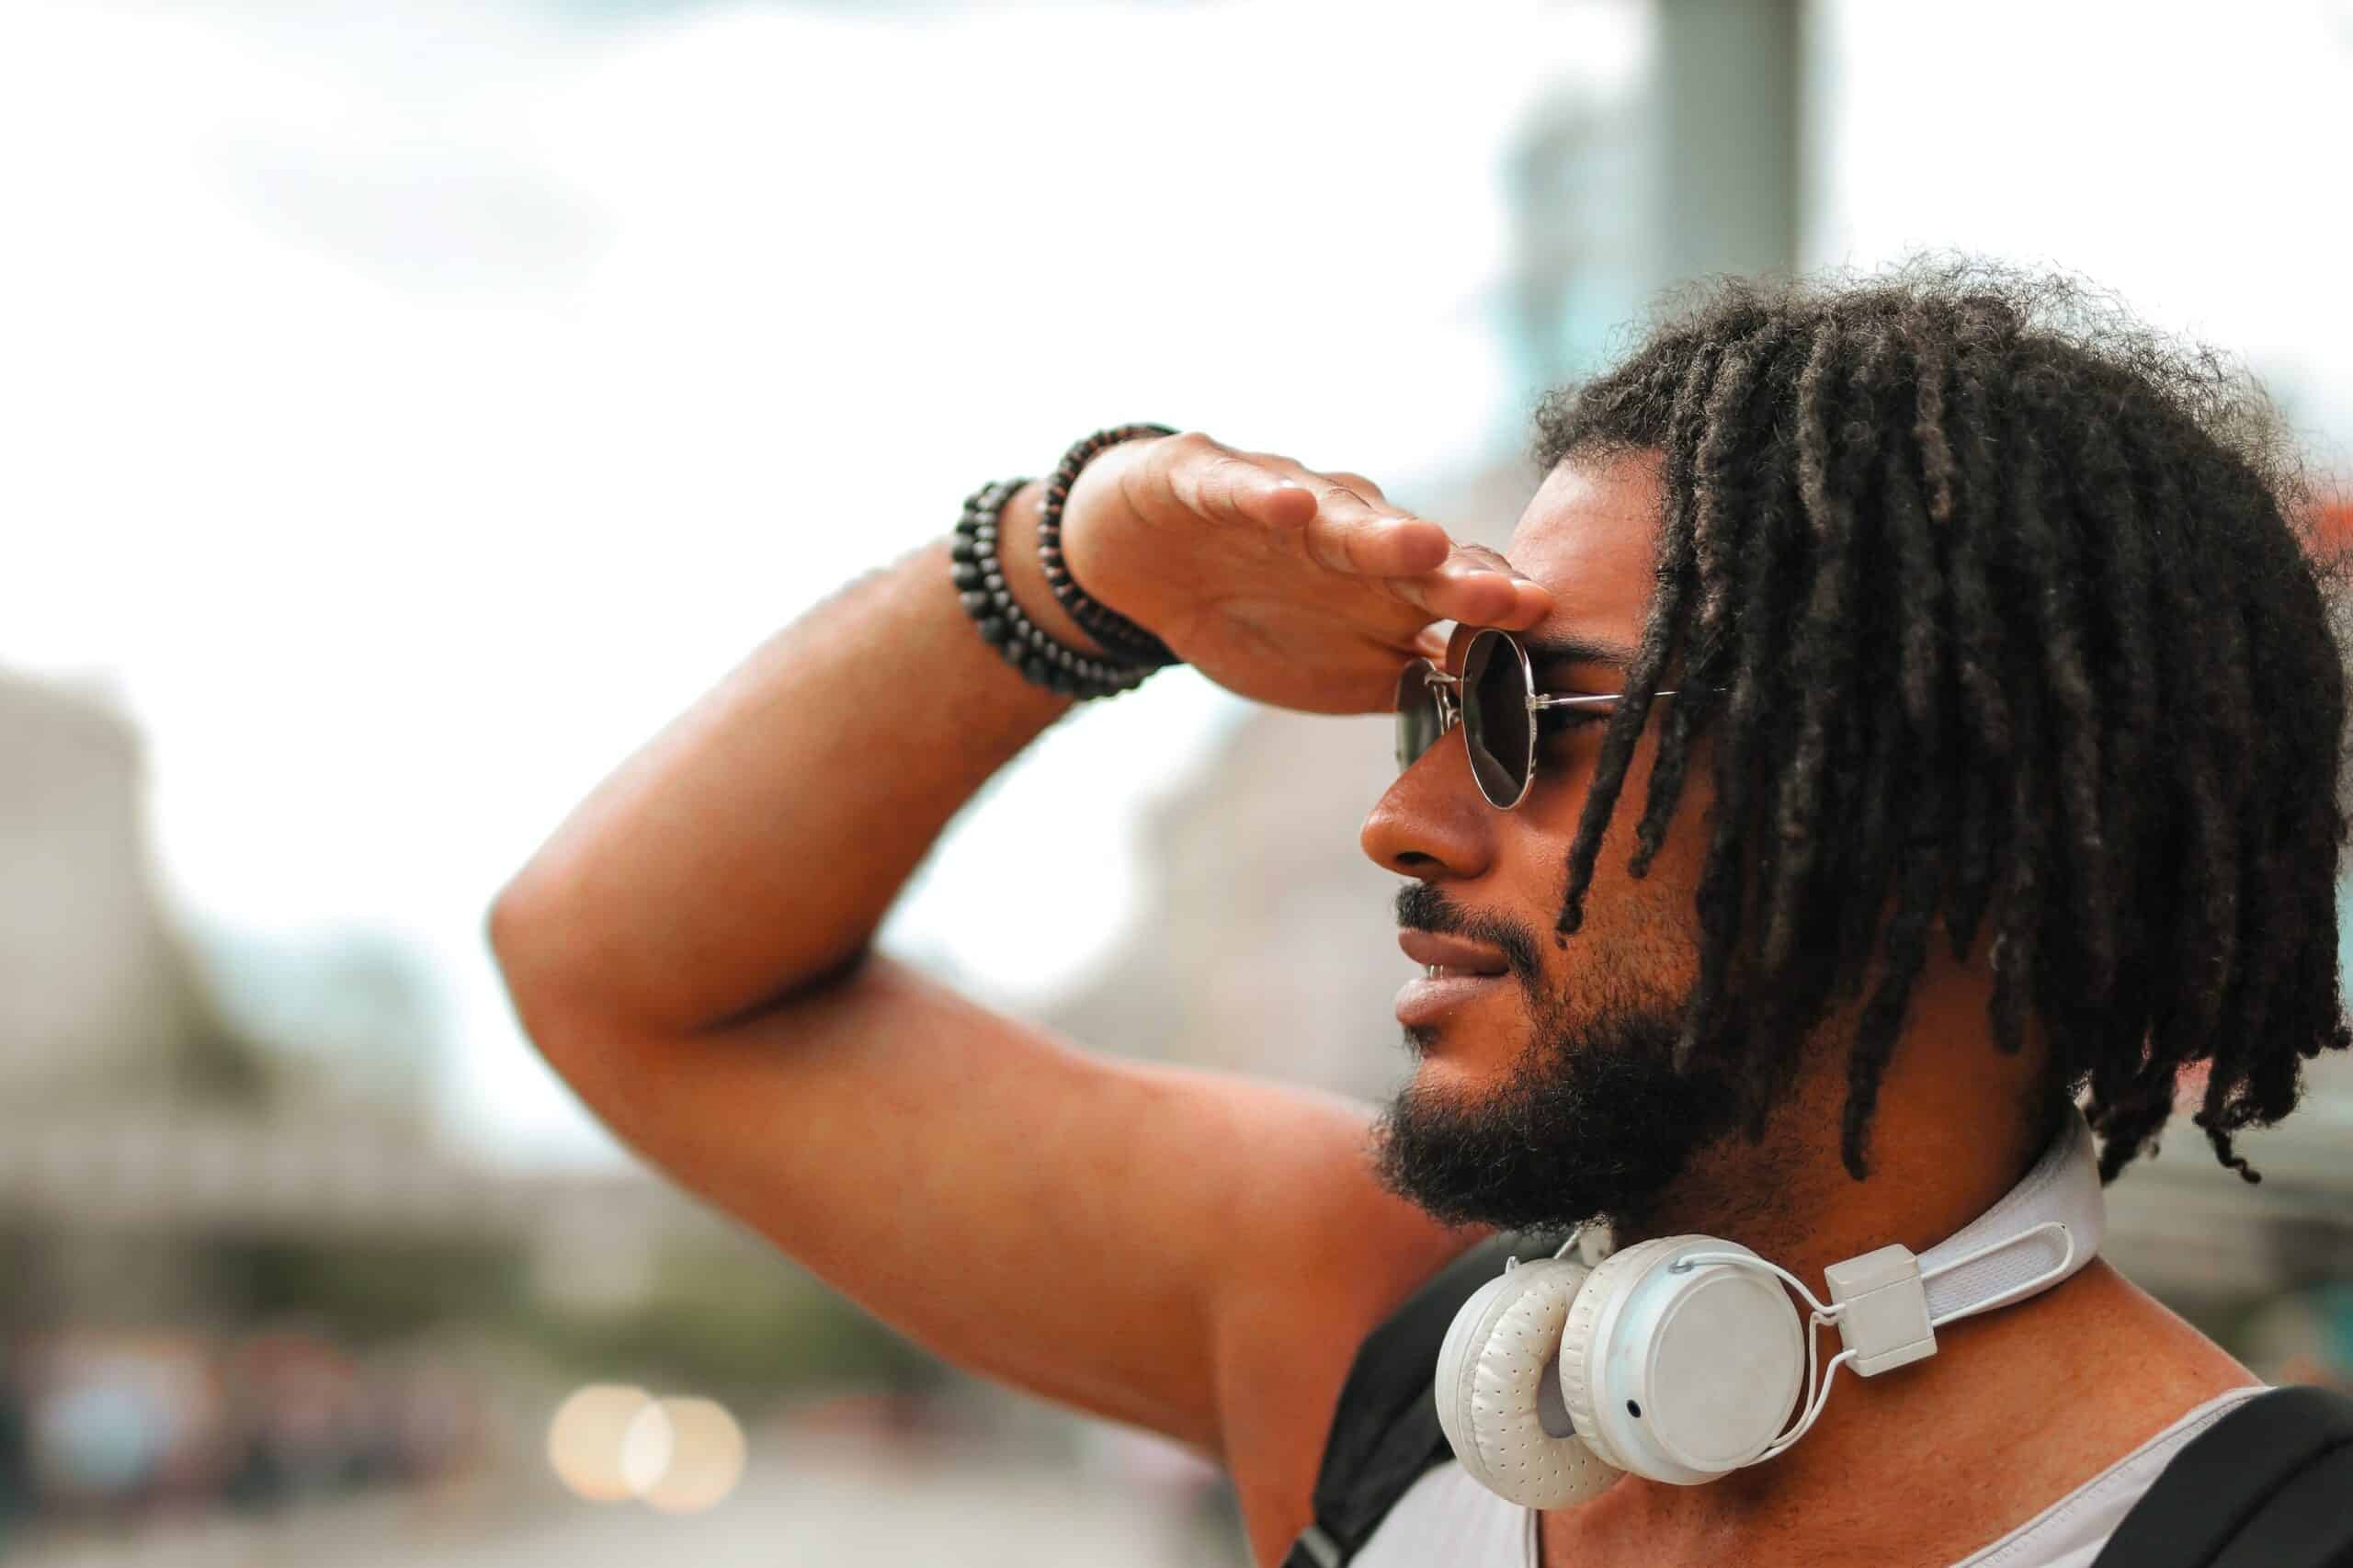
[1556, 1235, 1684, 1472]
[1433, 1268, 1529, 1469]
[1432, 1258, 1623, 1509]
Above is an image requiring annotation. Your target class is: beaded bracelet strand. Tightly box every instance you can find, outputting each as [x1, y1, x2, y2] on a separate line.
[950, 476, 1162, 701]
[1036, 423, 1184, 669]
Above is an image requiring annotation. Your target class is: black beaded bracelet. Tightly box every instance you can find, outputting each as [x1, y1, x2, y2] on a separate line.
[950, 477, 1163, 701]
[1037, 423, 1184, 668]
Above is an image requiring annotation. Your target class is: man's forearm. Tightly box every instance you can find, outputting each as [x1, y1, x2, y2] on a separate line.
[488, 480, 1119, 1038]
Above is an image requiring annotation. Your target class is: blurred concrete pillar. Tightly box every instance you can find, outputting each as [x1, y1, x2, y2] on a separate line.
[1656, 0, 1802, 283]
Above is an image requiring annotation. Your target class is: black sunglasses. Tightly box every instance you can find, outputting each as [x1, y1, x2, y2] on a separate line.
[1393, 627, 1685, 811]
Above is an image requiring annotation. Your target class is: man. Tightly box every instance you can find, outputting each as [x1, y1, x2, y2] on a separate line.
[487, 262, 2352, 1566]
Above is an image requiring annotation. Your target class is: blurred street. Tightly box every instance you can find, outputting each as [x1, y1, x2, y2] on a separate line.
[11, 1435, 1242, 1568]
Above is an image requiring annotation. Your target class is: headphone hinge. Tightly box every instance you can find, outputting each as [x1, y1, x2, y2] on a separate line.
[1824, 1244, 1937, 1375]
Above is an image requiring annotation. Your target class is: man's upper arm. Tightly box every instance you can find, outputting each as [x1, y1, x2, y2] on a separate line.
[511, 946, 1482, 1474]
[1198, 1082, 1490, 1564]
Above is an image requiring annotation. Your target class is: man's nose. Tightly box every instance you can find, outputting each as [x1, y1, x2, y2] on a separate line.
[1361, 731, 1493, 881]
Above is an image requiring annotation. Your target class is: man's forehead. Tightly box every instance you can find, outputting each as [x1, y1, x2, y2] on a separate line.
[1447, 451, 1661, 671]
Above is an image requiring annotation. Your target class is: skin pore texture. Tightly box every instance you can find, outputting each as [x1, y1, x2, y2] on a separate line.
[1355, 449, 2255, 1568]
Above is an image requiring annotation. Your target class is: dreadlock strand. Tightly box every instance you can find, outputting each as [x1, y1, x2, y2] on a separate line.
[1552, 341, 1724, 936]
[2005, 376, 2120, 1007]
[1835, 335, 1965, 1176]
[1938, 336, 2020, 959]
[1759, 324, 1863, 972]
[1675, 330, 1822, 1085]
[1985, 664, 2047, 1061]
[1631, 322, 1789, 878]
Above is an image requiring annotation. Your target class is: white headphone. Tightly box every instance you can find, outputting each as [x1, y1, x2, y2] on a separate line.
[1434, 1104, 2104, 1507]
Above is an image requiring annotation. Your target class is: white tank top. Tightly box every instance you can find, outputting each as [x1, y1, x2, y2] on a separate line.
[1349, 1383, 2268, 1568]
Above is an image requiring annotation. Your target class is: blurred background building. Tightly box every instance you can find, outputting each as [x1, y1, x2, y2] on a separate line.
[3, 0, 2348, 1562]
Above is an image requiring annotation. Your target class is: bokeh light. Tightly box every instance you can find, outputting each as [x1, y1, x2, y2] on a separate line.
[549, 1385, 745, 1512]
[629, 1396, 746, 1514]
[546, 1382, 654, 1503]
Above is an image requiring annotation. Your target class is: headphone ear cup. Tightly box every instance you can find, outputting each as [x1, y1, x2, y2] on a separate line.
[1557, 1235, 1682, 1472]
[1560, 1234, 1806, 1484]
[1433, 1259, 1622, 1508]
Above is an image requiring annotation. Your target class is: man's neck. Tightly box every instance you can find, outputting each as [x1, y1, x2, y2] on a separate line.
[1610, 1056, 2063, 1288]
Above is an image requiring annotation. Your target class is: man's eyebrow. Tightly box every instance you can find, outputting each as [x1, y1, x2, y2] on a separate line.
[1518, 631, 1640, 671]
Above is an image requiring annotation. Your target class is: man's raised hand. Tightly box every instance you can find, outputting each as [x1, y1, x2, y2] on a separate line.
[1061, 430, 1552, 715]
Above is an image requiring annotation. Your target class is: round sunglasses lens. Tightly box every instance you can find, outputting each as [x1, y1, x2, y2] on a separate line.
[1395, 661, 1444, 771]
[1462, 630, 1532, 806]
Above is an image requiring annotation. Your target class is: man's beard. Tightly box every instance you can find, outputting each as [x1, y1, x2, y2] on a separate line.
[1366, 971, 1745, 1237]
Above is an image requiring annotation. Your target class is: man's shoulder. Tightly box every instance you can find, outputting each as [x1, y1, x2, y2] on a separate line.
[1205, 1165, 1491, 1568]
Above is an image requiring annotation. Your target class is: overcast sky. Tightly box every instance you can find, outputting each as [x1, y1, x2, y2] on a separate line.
[3, 0, 2346, 1167]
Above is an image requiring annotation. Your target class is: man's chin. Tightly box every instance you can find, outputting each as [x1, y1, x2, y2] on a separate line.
[1366, 997, 1743, 1235]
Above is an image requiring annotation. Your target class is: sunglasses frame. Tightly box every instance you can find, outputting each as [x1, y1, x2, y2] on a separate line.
[1395, 627, 1685, 811]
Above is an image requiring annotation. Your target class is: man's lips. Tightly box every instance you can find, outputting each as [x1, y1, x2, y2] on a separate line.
[1394, 930, 1513, 1028]
[1393, 968, 1506, 1028]
[1397, 930, 1511, 976]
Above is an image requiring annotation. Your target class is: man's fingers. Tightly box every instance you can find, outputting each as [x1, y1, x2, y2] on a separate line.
[1293, 483, 1453, 576]
[1190, 449, 1429, 571]
[1437, 543, 1551, 625]
[1154, 438, 1473, 584]
[1242, 456, 1385, 505]
[1382, 554, 1550, 626]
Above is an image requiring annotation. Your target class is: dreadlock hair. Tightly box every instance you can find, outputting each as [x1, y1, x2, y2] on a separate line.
[1529, 256, 2353, 1186]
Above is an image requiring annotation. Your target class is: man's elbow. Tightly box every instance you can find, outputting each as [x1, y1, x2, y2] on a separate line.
[486, 874, 591, 1056]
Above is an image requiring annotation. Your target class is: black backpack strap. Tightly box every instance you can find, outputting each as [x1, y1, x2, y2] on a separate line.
[2211, 1436, 2353, 1568]
[2092, 1383, 2353, 1568]
[1281, 1228, 1561, 1568]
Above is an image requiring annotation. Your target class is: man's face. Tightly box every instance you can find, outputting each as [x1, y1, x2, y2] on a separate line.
[1357, 448, 1748, 1234]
